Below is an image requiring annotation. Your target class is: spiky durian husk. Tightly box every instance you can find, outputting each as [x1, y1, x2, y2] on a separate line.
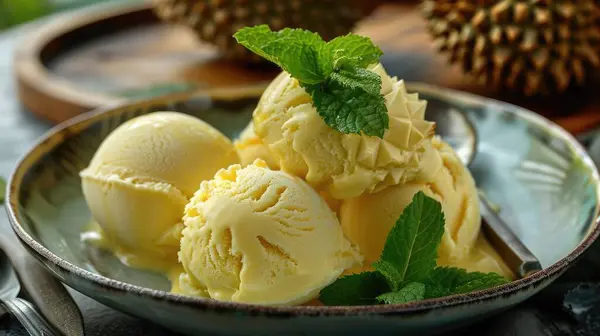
[152, 0, 380, 62]
[422, 0, 600, 96]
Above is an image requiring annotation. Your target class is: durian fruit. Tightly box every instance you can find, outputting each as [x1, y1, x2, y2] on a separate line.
[152, 0, 382, 62]
[422, 0, 600, 96]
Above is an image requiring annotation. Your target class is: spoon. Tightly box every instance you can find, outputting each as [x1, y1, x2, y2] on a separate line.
[0, 208, 84, 335]
[426, 99, 543, 279]
[0, 249, 60, 336]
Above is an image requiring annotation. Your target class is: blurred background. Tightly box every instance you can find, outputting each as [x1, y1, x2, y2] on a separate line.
[0, 0, 115, 29]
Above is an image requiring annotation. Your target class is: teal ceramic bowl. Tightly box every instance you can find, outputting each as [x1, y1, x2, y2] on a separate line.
[6, 84, 600, 335]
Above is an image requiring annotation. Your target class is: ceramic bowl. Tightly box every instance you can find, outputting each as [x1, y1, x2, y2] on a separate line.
[6, 84, 600, 335]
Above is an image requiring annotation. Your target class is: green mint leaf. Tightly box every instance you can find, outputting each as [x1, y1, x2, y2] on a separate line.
[329, 66, 382, 96]
[376, 282, 426, 304]
[424, 267, 508, 299]
[327, 34, 383, 69]
[372, 260, 404, 291]
[234, 25, 388, 138]
[320, 272, 390, 306]
[378, 191, 445, 283]
[233, 25, 328, 84]
[0, 176, 5, 204]
[306, 76, 388, 138]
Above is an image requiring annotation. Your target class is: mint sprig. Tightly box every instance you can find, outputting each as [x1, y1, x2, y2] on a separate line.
[234, 25, 388, 138]
[0, 176, 5, 204]
[320, 192, 509, 306]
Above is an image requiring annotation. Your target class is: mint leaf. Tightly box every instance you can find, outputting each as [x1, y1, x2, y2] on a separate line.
[375, 191, 445, 284]
[320, 272, 389, 306]
[327, 34, 383, 69]
[424, 267, 508, 299]
[330, 66, 382, 96]
[371, 260, 403, 291]
[376, 282, 425, 304]
[306, 78, 388, 138]
[234, 25, 327, 84]
[234, 25, 388, 138]
[0, 176, 5, 204]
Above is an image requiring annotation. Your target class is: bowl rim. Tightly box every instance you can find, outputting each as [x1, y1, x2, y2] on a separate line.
[6, 83, 600, 316]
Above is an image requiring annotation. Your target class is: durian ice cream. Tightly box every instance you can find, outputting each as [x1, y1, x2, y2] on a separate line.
[80, 112, 239, 272]
[175, 159, 362, 305]
[251, 64, 437, 200]
[340, 137, 513, 278]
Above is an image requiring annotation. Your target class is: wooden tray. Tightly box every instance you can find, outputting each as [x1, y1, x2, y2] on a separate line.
[14, 1, 600, 134]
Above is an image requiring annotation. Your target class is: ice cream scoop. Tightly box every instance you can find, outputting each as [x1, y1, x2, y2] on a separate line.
[252, 64, 436, 200]
[340, 138, 514, 278]
[80, 112, 239, 272]
[175, 159, 362, 305]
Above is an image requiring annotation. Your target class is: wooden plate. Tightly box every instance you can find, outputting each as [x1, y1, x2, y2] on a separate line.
[14, 1, 279, 124]
[14, 1, 600, 134]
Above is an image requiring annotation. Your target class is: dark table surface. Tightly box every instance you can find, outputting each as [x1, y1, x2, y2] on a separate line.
[2, 12, 600, 336]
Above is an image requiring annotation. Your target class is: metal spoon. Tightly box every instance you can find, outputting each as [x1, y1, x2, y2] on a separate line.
[0, 249, 60, 336]
[426, 100, 542, 279]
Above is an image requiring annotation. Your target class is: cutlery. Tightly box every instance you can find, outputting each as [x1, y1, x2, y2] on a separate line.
[427, 102, 543, 278]
[478, 192, 543, 277]
[0, 211, 85, 336]
[0, 245, 59, 335]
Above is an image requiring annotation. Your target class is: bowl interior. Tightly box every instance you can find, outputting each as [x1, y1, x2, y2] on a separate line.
[11, 87, 600, 293]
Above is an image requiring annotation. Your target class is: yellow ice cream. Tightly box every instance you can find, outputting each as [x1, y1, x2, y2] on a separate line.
[80, 112, 239, 272]
[175, 159, 362, 305]
[234, 123, 345, 213]
[253, 64, 436, 200]
[234, 121, 280, 169]
[340, 138, 513, 279]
